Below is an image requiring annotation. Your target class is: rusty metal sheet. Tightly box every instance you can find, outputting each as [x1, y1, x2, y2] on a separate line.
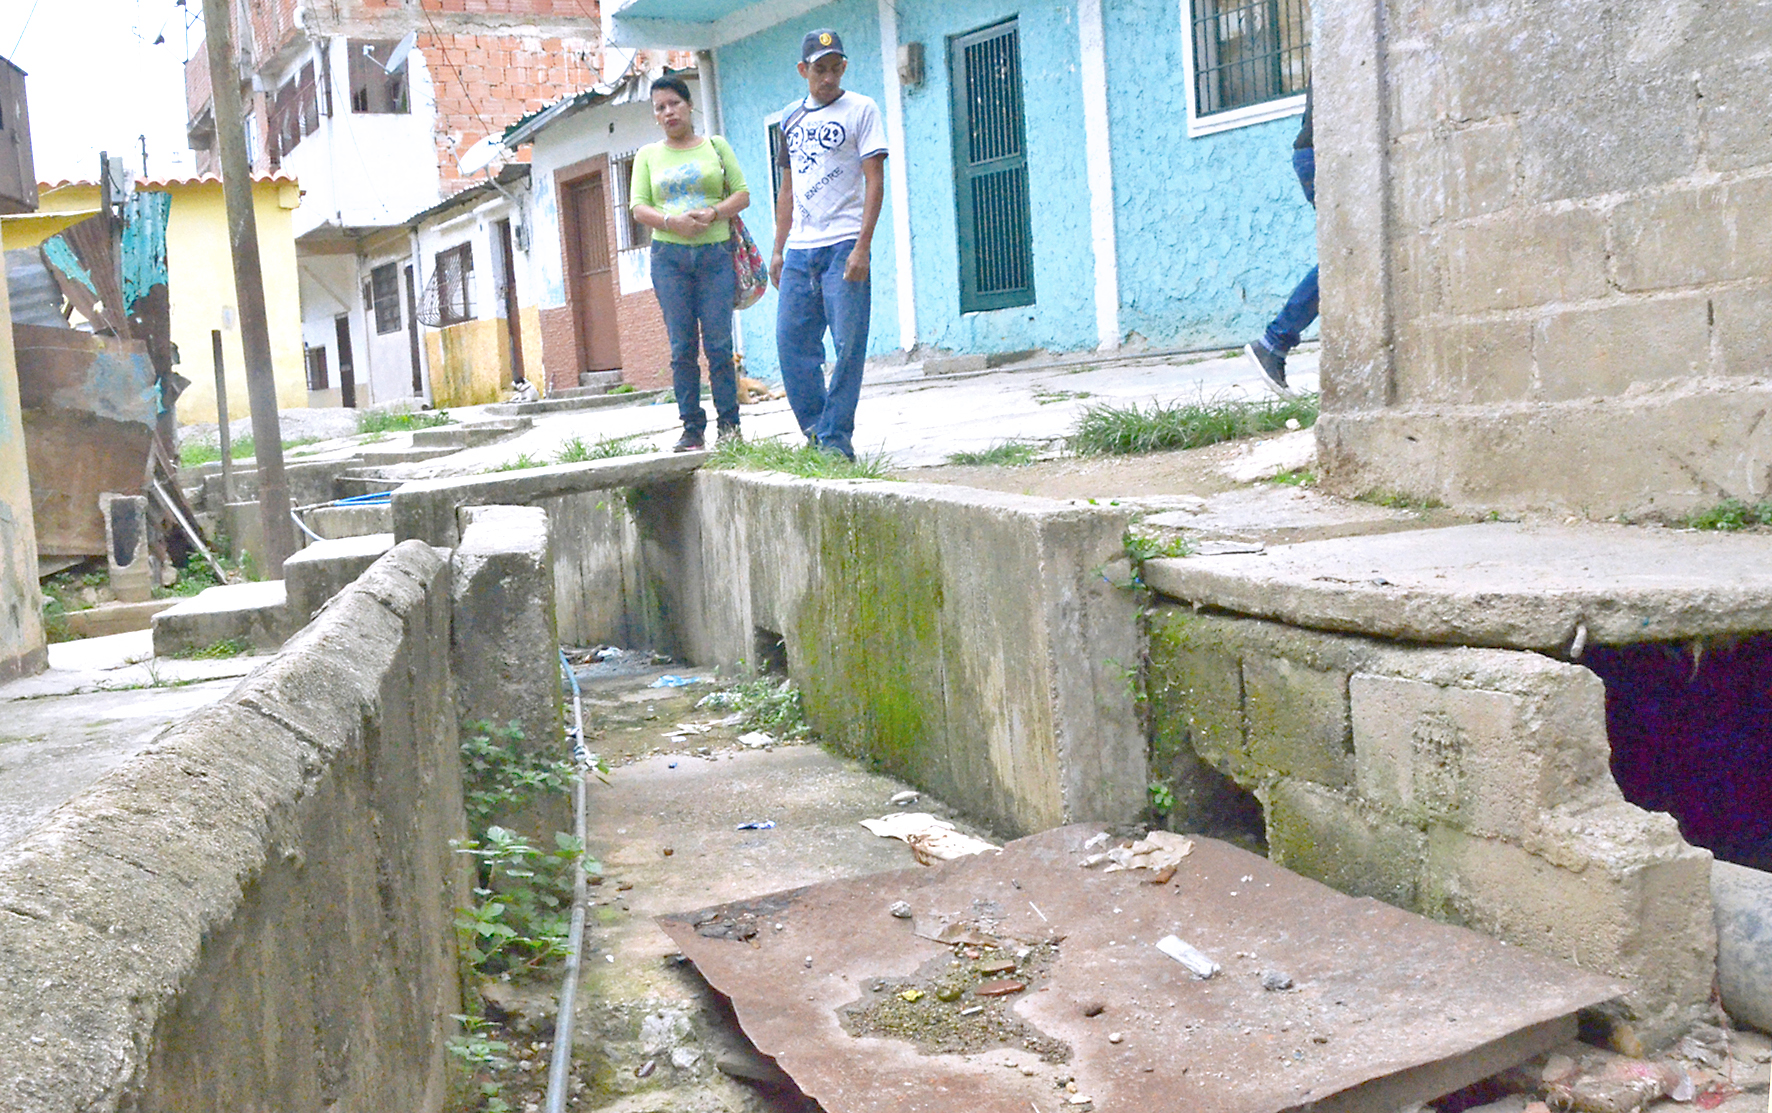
[14, 324, 156, 556]
[660, 826, 1624, 1113]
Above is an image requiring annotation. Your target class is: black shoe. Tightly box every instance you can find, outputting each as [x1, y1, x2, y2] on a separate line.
[1244, 342, 1295, 399]
[716, 421, 742, 447]
[673, 428, 706, 453]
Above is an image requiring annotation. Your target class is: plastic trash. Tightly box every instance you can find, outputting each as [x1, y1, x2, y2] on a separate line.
[889, 790, 920, 806]
[649, 675, 703, 688]
[736, 820, 776, 830]
[737, 731, 775, 748]
[1155, 935, 1221, 979]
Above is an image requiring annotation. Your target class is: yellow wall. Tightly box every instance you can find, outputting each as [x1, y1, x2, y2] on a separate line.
[0, 266, 47, 679]
[14, 181, 307, 426]
[516, 305, 545, 393]
[423, 317, 515, 408]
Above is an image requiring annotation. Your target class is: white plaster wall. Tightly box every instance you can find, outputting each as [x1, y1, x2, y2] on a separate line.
[282, 38, 443, 240]
[296, 253, 364, 400]
[359, 244, 424, 406]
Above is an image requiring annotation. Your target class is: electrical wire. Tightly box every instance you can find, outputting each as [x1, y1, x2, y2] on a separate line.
[9, 0, 44, 57]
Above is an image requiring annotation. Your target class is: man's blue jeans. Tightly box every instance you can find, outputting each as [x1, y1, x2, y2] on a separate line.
[651, 240, 739, 433]
[776, 239, 870, 458]
[1260, 147, 1319, 357]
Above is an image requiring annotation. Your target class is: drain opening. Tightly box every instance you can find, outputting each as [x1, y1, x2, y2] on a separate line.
[1583, 635, 1772, 871]
[753, 627, 789, 677]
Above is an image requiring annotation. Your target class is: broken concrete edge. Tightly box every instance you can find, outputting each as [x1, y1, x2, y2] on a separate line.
[392, 450, 710, 548]
[0, 540, 466, 1112]
[1144, 607, 1716, 1043]
[1141, 540, 1772, 653]
[451, 506, 563, 755]
[675, 470, 1145, 837]
[283, 531, 397, 627]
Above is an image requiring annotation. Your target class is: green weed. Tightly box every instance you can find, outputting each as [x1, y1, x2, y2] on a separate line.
[697, 677, 809, 739]
[1687, 498, 1772, 531]
[1149, 781, 1176, 818]
[1032, 388, 1091, 406]
[1359, 490, 1448, 513]
[946, 441, 1040, 467]
[1066, 395, 1318, 456]
[607, 383, 636, 394]
[554, 434, 647, 464]
[174, 637, 250, 660]
[707, 436, 891, 480]
[1123, 529, 1193, 565]
[1269, 468, 1317, 487]
[357, 408, 453, 435]
[490, 453, 546, 473]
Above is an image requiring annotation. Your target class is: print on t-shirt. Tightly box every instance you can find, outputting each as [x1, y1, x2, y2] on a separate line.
[776, 91, 888, 250]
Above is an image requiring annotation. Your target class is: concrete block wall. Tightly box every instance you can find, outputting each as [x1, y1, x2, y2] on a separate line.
[0, 541, 466, 1113]
[1315, 0, 1772, 518]
[1146, 606, 1715, 1042]
[451, 505, 563, 752]
[658, 471, 1146, 838]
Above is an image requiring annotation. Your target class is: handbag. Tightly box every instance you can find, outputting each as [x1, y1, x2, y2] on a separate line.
[716, 137, 769, 310]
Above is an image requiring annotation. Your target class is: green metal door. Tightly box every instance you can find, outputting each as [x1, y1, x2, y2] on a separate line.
[950, 19, 1034, 313]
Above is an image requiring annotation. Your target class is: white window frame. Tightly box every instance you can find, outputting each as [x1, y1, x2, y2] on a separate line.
[608, 149, 649, 252]
[1178, 0, 1309, 138]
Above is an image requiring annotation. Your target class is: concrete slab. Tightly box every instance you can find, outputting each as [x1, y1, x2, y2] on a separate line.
[151, 579, 291, 656]
[284, 532, 396, 624]
[1142, 486, 1432, 547]
[58, 599, 178, 638]
[484, 389, 667, 417]
[303, 502, 392, 539]
[663, 827, 1623, 1113]
[0, 630, 270, 699]
[1143, 521, 1772, 650]
[392, 451, 709, 547]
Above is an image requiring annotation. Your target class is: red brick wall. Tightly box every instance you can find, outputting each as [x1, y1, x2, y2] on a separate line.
[538, 305, 578, 393]
[614, 282, 671, 391]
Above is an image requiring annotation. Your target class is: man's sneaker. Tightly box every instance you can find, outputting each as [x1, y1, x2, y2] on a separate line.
[673, 428, 706, 453]
[1244, 342, 1295, 399]
[716, 421, 743, 447]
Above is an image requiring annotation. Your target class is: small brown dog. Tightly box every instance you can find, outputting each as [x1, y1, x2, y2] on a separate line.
[738, 376, 785, 404]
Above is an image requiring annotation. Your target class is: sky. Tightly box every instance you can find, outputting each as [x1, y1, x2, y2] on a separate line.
[2, 0, 203, 185]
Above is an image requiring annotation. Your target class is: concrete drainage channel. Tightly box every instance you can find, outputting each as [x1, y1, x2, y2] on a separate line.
[5, 450, 1772, 1110]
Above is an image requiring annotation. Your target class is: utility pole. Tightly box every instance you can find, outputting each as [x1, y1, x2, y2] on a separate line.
[139, 134, 149, 181]
[201, 0, 296, 574]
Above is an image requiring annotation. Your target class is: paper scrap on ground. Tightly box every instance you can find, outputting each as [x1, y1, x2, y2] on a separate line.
[1155, 934, 1221, 979]
[737, 731, 776, 748]
[860, 813, 999, 865]
[1080, 831, 1194, 872]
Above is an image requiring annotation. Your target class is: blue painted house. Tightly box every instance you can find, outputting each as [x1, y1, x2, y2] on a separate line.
[610, 0, 1314, 380]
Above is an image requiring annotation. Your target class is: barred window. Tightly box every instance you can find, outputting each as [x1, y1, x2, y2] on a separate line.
[949, 19, 1034, 314]
[609, 155, 650, 251]
[1186, 0, 1310, 134]
[369, 262, 402, 334]
[434, 243, 474, 326]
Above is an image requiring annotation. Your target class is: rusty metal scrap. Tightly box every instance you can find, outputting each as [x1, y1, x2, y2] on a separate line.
[660, 826, 1624, 1113]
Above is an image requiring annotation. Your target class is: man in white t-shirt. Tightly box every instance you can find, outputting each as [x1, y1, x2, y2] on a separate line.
[768, 28, 888, 460]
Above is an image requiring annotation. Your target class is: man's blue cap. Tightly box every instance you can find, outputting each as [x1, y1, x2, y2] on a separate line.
[801, 29, 845, 63]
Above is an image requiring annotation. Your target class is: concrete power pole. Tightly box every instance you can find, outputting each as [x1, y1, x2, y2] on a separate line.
[200, 0, 297, 574]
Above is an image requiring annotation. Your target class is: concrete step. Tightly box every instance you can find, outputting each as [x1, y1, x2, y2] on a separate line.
[484, 389, 665, 418]
[334, 474, 406, 497]
[579, 369, 625, 390]
[60, 599, 179, 639]
[355, 447, 461, 466]
[284, 533, 396, 625]
[151, 580, 292, 657]
[411, 417, 532, 449]
[303, 502, 393, 540]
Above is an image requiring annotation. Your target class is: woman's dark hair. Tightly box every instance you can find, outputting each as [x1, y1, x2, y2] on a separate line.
[650, 75, 692, 104]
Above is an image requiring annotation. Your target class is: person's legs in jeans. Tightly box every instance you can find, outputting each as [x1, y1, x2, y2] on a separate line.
[811, 239, 870, 459]
[691, 242, 741, 431]
[651, 242, 709, 436]
[776, 246, 832, 437]
[1258, 147, 1319, 358]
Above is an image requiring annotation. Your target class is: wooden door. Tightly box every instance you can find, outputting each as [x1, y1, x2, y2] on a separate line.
[565, 173, 622, 372]
[334, 314, 357, 408]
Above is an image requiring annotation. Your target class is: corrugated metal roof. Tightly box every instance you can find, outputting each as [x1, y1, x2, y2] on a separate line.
[502, 68, 687, 147]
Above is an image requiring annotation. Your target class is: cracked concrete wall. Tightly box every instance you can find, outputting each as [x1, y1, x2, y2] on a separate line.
[1314, 0, 1772, 518]
[1146, 606, 1715, 1045]
[0, 542, 467, 1112]
[644, 471, 1146, 839]
[0, 266, 46, 681]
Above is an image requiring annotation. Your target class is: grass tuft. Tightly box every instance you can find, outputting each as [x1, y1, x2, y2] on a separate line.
[554, 434, 648, 464]
[947, 441, 1041, 467]
[490, 452, 546, 472]
[1687, 498, 1772, 531]
[175, 637, 251, 660]
[356, 408, 453, 435]
[707, 436, 891, 480]
[1066, 395, 1318, 456]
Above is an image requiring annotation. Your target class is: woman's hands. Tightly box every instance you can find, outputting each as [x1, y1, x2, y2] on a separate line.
[666, 208, 718, 236]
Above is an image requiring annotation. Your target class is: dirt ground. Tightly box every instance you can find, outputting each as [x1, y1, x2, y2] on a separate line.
[890, 437, 1259, 501]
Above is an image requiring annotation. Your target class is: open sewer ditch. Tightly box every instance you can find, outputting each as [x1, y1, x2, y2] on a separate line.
[447, 646, 1772, 1113]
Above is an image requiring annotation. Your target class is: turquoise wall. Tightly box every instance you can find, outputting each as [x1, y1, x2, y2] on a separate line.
[717, 0, 901, 383]
[1100, 0, 1317, 349]
[714, 0, 1318, 380]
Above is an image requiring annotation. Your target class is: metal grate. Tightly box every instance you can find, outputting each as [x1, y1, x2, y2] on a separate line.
[950, 19, 1034, 313]
[1190, 0, 1311, 117]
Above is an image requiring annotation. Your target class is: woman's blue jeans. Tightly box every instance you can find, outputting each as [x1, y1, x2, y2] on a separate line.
[651, 240, 739, 432]
[1261, 146, 1319, 357]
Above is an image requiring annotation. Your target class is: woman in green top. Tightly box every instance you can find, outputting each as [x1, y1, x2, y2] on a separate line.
[630, 75, 751, 451]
